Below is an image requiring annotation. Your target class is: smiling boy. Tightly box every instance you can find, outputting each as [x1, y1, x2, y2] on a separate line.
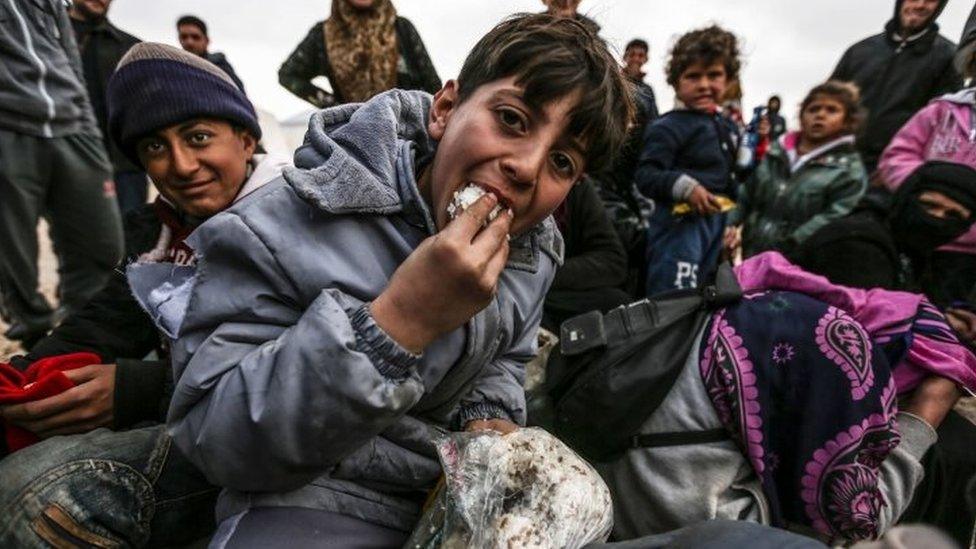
[636, 25, 743, 295]
[128, 14, 631, 545]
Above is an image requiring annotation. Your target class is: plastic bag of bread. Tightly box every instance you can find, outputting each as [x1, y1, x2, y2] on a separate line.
[404, 427, 613, 549]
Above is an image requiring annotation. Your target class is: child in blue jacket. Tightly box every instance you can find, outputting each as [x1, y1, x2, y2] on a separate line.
[637, 25, 743, 295]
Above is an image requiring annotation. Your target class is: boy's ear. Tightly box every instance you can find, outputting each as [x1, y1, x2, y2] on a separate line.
[428, 80, 459, 141]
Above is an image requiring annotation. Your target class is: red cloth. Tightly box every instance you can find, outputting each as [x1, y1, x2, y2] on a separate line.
[0, 352, 101, 452]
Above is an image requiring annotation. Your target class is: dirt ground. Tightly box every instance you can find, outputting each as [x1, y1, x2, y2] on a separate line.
[3, 221, 975, 424]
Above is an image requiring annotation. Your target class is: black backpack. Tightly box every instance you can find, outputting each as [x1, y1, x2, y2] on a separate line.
[542, 263, 742, 463]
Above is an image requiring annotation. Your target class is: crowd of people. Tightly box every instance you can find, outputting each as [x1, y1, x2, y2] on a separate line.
[1, 0, 976, 547]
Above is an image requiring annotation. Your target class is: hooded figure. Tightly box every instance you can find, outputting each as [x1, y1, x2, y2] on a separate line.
[831, 0, 960, 172]
[791, 161, 976, 306]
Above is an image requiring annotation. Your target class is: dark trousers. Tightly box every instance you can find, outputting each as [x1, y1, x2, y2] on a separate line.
[0, 130, 123, 330]
[644, 207, 727, 297]
[113, 170, 148, 217]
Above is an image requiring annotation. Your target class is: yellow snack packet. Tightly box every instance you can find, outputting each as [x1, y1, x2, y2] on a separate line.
[672, 195, 737, 216]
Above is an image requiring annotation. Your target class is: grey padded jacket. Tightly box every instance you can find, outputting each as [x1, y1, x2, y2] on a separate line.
[0, 0, 99, 137]
[128, 89, 562, 531]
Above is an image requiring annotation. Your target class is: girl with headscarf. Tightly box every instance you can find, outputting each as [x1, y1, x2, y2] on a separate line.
[278, 0, 441, 108]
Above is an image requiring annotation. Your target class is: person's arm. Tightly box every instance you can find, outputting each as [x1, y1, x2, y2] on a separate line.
[874, 411, 938, 533]
[398, 17, 442, 95]
[167, 196, 512, 492]
[634, 119, 695, 203]
[785, 168, 868, 250]
[550, 181, 627, 291]
[877, 103, 941, 190]
[278, 24, 336, 109]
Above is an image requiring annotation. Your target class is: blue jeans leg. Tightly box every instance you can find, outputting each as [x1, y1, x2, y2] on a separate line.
[644, 209, 727, 297]
[0, 425, 218, 548]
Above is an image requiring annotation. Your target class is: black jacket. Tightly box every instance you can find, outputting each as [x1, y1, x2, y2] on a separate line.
[206, 52, 246, 93]
[550, 179, 627, 292]
[278, 16, 441, 108]
[70, 16, 140, 172]
[831, 0, 960, 171]
[13, 205, 169, 428]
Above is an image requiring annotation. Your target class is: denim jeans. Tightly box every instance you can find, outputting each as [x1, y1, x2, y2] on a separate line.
[0, 425, 218, 548]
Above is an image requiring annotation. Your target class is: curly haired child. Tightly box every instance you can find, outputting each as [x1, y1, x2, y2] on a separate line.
[636, 25, 745, 295]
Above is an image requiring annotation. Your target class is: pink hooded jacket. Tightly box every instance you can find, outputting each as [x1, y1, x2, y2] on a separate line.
[878, 88, 976, 254]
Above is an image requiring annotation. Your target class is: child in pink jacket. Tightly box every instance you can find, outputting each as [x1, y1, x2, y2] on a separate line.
[878, 88, 976, 255]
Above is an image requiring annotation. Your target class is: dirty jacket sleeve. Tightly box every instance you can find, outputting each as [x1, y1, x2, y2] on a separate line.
[165, 212, 427, 492]
[786, 168, 867, 248]
[278, 23, 335, 108]
[877, 102, 942, 189]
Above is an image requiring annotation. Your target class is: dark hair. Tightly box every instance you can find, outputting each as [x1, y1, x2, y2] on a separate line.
[800, 80, 865, 135]
[625, 38, 649, 53]
[666, 25, 740, 87]
[177, 15, 208, 37]
[456, 13, 633, 174]
[768, 95, 781, 105]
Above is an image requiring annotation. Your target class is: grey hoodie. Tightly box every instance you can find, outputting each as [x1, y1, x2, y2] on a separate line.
[128, 89, 563, 531]
[0, 0, 99, 137]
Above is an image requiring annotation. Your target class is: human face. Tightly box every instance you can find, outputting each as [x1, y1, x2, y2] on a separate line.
[72, 0, 110, 20]
[623, 46, 648, 78]
[543, 0, 582, 18]
[421, 77, 585, 236]
[767, 97, 781, 113]
[136, 119, 256, 218]
[800, 95, 848, 146]
[918, 191, 972, 221]
[675, 61, 726, 113]
[899, 0, 940, 34]
[178, 24, 209, 57]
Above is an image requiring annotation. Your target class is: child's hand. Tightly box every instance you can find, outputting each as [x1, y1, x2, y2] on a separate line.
[946, 308, 976, 344]
[372, 194, 513, 354]
[688, 185, 722, 215]
[723, 225, 741, 253]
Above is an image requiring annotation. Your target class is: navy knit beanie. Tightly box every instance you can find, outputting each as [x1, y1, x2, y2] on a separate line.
[107, 43, 261, 168]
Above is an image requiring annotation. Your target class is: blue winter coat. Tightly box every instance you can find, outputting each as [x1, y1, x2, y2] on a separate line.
[635, 110, 739, 203]
[127, 90, 562, 531]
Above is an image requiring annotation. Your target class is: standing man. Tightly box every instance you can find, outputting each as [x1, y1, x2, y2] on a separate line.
[69, 0, 145, 216]
[622, 38, 660, 121]
[0, 0, 123, 347]
[831, 0, 960, 173]
[176, 14, 245, 93]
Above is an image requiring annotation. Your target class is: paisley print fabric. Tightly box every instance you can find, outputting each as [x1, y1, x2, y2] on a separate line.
[700, 290, 900, 543]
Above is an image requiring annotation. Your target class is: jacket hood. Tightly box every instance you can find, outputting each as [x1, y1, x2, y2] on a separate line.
[938, 87, 976, 105]
[888, 0, 948, 37]
[284, 89, 435, 216]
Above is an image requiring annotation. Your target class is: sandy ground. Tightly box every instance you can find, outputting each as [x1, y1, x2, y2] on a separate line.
[3, 221, 975, 424]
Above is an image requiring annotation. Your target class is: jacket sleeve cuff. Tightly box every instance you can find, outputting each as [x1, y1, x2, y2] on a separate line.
[113, 359, 169, 428]
[895, 411, 938, 461]
[672, 174, 700, 201]
[350, 303, 421, 381]
[456, 401, 514, 427]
